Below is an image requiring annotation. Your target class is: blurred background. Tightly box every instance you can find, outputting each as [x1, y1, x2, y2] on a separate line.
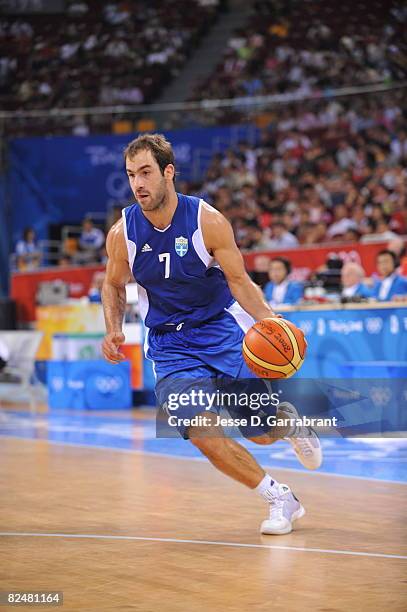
[0, 0, 406, 413]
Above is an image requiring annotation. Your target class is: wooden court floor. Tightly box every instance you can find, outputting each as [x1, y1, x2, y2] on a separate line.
[0, 436, 406, 612]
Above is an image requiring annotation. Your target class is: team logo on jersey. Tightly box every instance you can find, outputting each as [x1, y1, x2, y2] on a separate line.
[175, 236, 188, 257]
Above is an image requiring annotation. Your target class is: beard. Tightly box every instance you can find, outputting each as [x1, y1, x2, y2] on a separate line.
[136, 179, 167, 212]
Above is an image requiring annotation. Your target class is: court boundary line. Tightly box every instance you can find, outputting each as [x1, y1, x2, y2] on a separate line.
[0, 531, 406, 560]
[0, 434, 406, 485]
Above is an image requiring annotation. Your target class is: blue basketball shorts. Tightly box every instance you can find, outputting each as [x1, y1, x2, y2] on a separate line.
[146, 302, 277, 438]
[146, 301, 255, 380]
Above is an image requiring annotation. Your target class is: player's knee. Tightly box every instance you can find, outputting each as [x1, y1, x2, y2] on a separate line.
[247, 434, 273, 445]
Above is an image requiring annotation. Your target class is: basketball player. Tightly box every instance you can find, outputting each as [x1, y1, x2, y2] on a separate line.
[102, 134, 322, 535]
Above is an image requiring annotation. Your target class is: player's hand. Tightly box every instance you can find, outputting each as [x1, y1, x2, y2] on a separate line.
[257, 308, 283, 321]
[265, 311, 283, 319]
[102, 332, 126, 364]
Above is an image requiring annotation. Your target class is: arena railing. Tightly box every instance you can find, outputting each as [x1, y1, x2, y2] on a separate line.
[1, 81, 406, 121]
[1, 80, 406, 134]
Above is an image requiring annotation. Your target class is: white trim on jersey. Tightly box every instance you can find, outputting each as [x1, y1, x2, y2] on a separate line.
[137, 283, 157, 380]
[153, 224, 171, 233]
[192, 199, 214, 267]
[136, 282, 149, 323]
[225, 301, 255, 333]
[142, 326, 156, 379]
[136, 282, 153, 369]
[121, 208, 137, 270]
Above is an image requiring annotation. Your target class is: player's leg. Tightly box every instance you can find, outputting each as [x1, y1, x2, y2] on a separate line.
[275, 401, 323, 470]
[188, 413, 305, 535]
[189, 411, 265, 487]
[245, 401, 322, 470]
[198, 308, 322, 469]
[234, 374, 322, 469]
[149, 322, 306, 533]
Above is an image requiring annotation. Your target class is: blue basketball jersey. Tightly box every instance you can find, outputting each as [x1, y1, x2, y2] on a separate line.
[122, 193, 234, 331]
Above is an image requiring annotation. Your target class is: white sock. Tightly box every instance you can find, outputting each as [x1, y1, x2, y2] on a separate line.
[255, 473, 279, 502]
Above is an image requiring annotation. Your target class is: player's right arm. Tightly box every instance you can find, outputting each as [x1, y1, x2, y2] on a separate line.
[101, 219, 132, 364]
[201, 203, 277, 321]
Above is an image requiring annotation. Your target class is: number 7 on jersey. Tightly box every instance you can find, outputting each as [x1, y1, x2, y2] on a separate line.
[159, 252, 170, 278]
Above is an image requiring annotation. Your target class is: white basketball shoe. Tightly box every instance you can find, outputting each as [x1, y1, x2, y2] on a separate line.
[278, 401, 323, 470]
[260, 483, 305, 535]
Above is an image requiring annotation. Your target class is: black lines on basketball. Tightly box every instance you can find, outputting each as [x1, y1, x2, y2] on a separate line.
[242, 318, 306, 379]
[252, 324, 298, 371]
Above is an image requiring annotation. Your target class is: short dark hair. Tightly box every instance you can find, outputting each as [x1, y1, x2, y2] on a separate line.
[270, 256, 291, 275]
[23, 227, 34, 241]
[124, 133, 176, 181]
[377, 249, 397, 266]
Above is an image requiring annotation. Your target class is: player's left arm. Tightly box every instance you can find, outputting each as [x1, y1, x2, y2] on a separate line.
[201, 203, 277, 321]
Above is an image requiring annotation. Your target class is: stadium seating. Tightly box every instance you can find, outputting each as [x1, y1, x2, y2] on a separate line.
[1, 0, 220, 136]
[193, 0, 405, 105]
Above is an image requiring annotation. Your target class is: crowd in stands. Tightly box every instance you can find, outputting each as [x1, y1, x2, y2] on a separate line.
[13, 87, 407, 304]
[7, 0, 406, 306]
[192, 0, 406, 108]
[1, 0, 220, 136]
[2, 0, 405, 136]
[194, 91, 406, 254]
[14, 217, 107, 271]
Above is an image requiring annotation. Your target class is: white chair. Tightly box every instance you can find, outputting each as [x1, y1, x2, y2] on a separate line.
[0, 331, 43, 411]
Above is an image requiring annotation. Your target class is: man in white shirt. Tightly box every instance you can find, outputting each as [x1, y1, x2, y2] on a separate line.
[341, 262, 371, 299]
[77, 217, 105, 264]
[326, 204, 357, 239]
[269, 221, 299, 249]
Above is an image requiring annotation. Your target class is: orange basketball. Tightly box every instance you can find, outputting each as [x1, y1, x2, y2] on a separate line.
[242, 317, 307, 379]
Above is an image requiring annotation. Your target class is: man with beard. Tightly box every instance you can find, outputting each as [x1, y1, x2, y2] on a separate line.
[102, 133, 322, 535]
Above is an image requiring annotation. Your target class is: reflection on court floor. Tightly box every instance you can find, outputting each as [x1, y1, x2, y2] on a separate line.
[0, 408, 405, 483]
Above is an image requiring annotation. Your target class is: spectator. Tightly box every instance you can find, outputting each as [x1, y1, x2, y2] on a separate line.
[0, 338, 9, 373]
[14, 227, 41, 270]
[67, 2, 89, 17]
[387, 238, 407, 276]
[263, 257, 304, 306]
[251, 254, 270, 288]
[326, 205, 357, 239]
[340, 262, 371, 300]
[57, 254, 72, 267]
[360, 219, 400, 243]
[269, 221, 299, 248]
[343, 228, 361, 243]
[88, 271, 105, 303]
[77, 217, 105, 264]
[336, 141, 357, 169]
[371, 250, 407, 302]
